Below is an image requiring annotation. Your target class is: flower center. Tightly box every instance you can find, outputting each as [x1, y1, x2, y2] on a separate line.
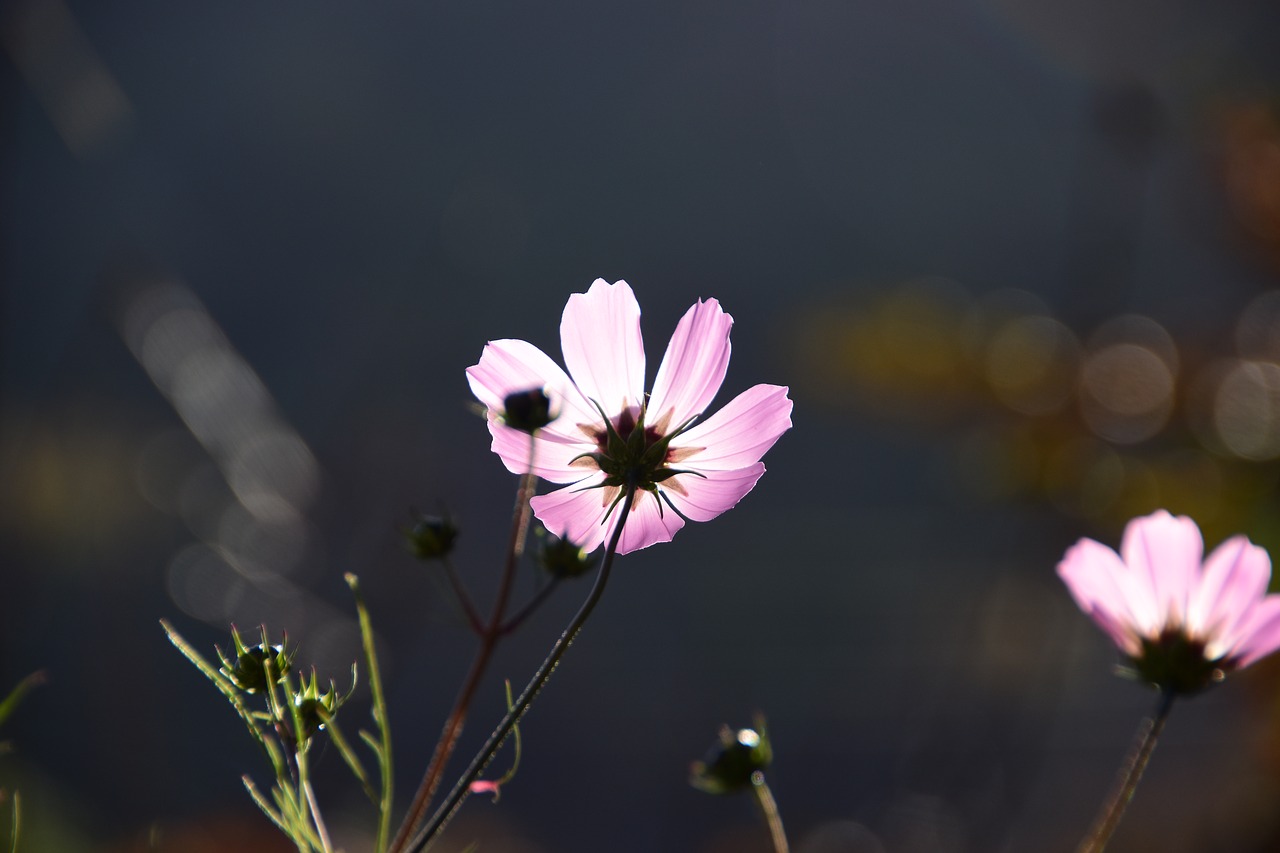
[571, 401, 704, 514]
[1129, 629, 1229, 695]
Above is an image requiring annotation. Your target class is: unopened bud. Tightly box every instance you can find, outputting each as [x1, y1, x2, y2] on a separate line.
[405, 513, 459, 560]
[293, 670, 342, 743]
[217, 626, 292, 694]
[502, 388, 555, 433]
[537, 531, 598, 579]
[689, 716, 773, 795]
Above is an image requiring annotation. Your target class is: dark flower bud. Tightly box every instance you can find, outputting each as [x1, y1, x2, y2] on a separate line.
[217, 626, 292, 694]
[537, 531, 598, 579]
[502, 388, 555, 433]
[689, 716, 773, 795]
[404, 513, 459, 560]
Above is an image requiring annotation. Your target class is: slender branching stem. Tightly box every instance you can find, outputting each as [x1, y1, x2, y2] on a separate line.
[388, 451, 540, 852]
[300, 766, 333, 853]
[441, 556, 484, 635]
[404, 487, 636, 853]
[751, 774, 789, 853]
[499, 578, 561, 636]
[1077, 688, 1176, 853]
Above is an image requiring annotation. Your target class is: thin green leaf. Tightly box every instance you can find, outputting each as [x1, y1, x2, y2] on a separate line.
[161, 621, 271, 755]
[324, 719, 377, 804]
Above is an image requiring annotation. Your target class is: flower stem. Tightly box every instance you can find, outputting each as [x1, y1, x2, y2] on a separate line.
[1076, 689, 1175, 853]
[751, 774, 789, 853]
[388, 465, 540, 853]
[403, 487, 636, 853]
[499, 578, 560, 636]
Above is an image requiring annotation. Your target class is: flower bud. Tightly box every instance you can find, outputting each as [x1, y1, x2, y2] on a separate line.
[404, 513, 459, 560]
[537, 531, 598, 579]
[217, 626, 292, 694]
[689, 716, 773, 795]
[501, 388, 555, 433]
[293, 670, 341, 743]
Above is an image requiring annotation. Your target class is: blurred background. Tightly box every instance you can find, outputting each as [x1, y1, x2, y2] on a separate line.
[4, 1, 1280, 851]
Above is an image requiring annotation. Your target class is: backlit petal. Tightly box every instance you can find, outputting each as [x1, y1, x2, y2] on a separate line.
[530, 477, 614, 553]
[661, 464, 765, 523]
[1120, 510, 1203, 629]
[466, 338, 598, 428]
[615, 491, 685, 554]
[649, 298, 733, 424]
[1188, 536, 1271, 641]
[560, 279, 644, 413]
[1057, 537, 1148, 654]
[1229, 597, 1280, 667]
[673, 385, 792, 471]
[485, 413, 596, 483]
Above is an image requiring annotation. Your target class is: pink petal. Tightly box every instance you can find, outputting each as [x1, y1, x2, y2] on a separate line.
[662, 464, 765, 522]
[671, 385, 792, 471]
[615, 491, 685, 554]
[466, 338, 599, 428]
[484, 414, 596, 483]
[530, 482, 685, 555]
[1224, 595, 1280, 668]
[560, 279, 645, 414]
[530, 479, 615, 554]
[1188, 536, 1271, 642]
[1120, 510, 1203, 630]
[648, 298, 733, 426]
[1057, 538, 1148, 654]
[467, 339, 601, 479]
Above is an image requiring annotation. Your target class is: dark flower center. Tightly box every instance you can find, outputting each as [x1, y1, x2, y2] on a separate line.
[571, 401, 704, 518]
[1127, 629, 1230, 695]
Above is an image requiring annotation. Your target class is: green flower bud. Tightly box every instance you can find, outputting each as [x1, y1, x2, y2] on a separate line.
[537, 531, 598, 579]
[501, 388, 555, 434]
[404, 513, 459, 560]
[293, 670, 341, 744]
[217, 626, 292, 694]
[689, 716, 773, 795]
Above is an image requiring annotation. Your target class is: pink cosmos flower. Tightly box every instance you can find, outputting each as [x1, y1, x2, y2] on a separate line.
[466, 279, 793, 555]
[1057, 509, 1280, 691]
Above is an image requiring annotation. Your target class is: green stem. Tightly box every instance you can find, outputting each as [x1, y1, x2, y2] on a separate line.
[346, 573, 395, 852]
[405, 487, 636, 853]
[1077, 689, 1175, 853]
[388, 459, 539, 853]
[751, 774, 789, 853]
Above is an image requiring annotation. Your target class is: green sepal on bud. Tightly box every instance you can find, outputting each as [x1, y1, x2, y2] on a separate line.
[216, 626, 293, 694]
[501, 388, 556, 434]
[537, 530, 598, 579]
[404, 512, 460, 561]
[689, 715, 773, 795]
[1121, 630, 1227, 696]
[292, 669, 345, 744]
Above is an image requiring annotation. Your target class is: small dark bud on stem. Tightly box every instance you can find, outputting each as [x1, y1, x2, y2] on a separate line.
[502, 388, 555, 433]
[689, 715, 773, 795]
[405, 513, 459, 560]
[537, 531, 598, 579]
